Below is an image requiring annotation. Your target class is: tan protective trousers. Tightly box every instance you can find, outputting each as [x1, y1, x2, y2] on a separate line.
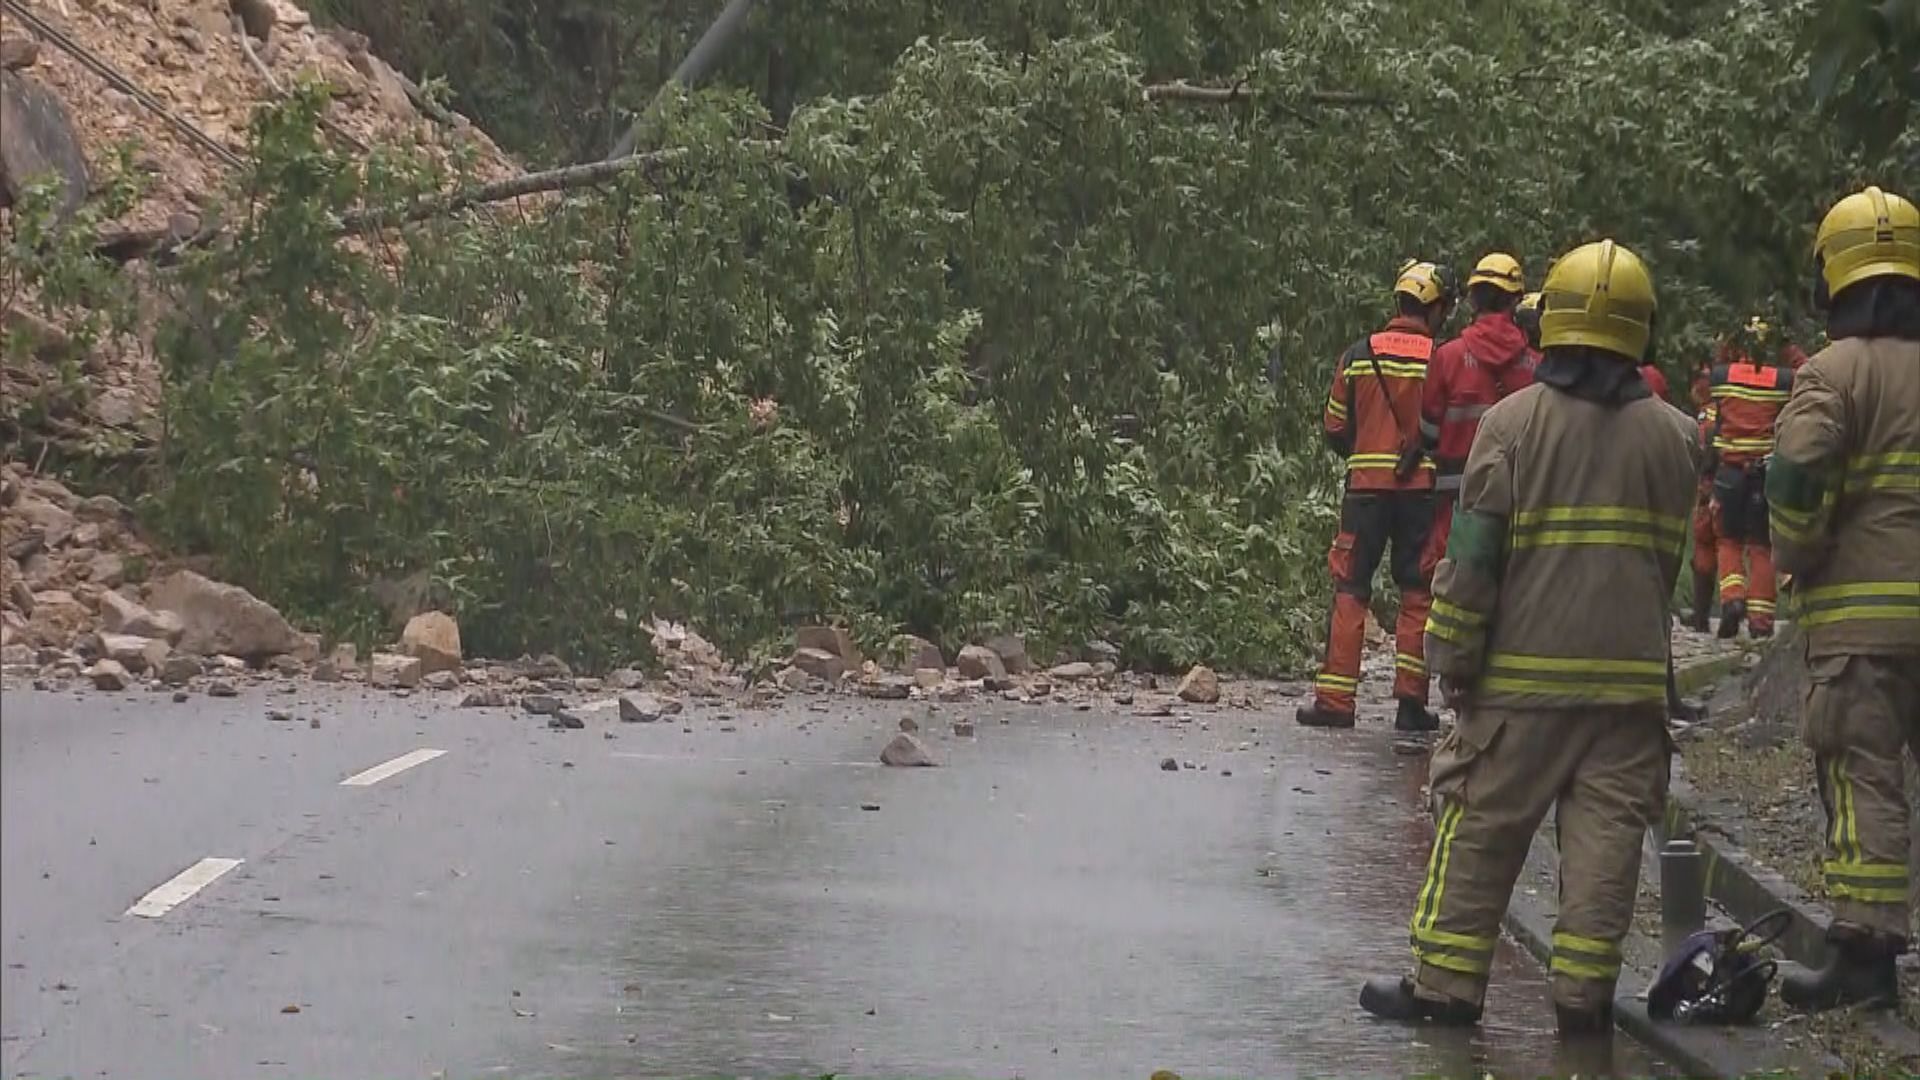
[1805, 653, 1920, 936]
[1409, 706, 1669, 1011]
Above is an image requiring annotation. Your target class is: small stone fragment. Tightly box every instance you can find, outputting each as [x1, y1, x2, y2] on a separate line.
[421, 669, 460, 691]
[1113, 690, 1135, 706]
[460, 687, 508, 708]
[788, 647, 846, 683]
[172, 690, 189, 703]
[984, 633, 1031, 674]
[952, 720, 975, 737]
[1160, 757, 1179, 772]
[521, 693, 562, 716]
[368, 652, 423, 689]
[207, 679, 238, 698]
[913, 667, 944, 689]
[1047, 661, 1095, 680]
[774, 665, 814, 692]
[858, 676, 912, 700]
[549, 710, 586, 730]
[160, 653, 202, 686]
[898, 716, 919, 733]
[982, 673, 1017, 692]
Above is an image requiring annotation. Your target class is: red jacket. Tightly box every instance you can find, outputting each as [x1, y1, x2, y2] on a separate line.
[1419, 312, 1535, 493]
[1640, 364, 1670, 400]
[1323, 315, 1437, 491]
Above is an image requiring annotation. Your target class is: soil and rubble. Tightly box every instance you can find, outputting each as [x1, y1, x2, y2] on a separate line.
[3, 0, 519, 449]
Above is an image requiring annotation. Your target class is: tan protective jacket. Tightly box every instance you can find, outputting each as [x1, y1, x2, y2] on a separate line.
[1425, 384, 1700, 707]
[1767, 336, 1920, 658]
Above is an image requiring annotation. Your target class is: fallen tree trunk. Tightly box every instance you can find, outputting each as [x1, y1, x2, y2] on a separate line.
[335, 147, 687, 234]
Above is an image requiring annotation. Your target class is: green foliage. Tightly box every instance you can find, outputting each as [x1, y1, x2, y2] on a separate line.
[2, 155, 143, 465]
[141, 0, 1916, 673]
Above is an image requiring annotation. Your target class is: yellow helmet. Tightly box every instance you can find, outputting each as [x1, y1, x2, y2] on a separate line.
[1394, 259, 1455, 307]
[1814, 186, 1920, 296]
[1468, 252, 1525, 294]
[1538, 240, 1656, 361]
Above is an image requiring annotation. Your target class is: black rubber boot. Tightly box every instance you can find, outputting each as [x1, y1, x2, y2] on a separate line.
[1716, 599, 1745, 639]
[1394, 697, 1440, 733]
[1780, 923, 1903, 1012]
[1687, 571, 1715, 632]
[1359, 976, 1482, 1026]
[1554, 1001, 1614, 1038]
[1295, 704, 1356, 729]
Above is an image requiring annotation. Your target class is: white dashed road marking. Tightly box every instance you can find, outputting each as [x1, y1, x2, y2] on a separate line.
[340, 747, 447, 787]
[126, 857, 243, 919]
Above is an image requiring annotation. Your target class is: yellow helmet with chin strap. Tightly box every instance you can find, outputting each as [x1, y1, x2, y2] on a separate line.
[1814, 186, 1920, 298]
[1468, 252, 1526, 294]
[1394, 259, 1457, 307]
[1539, 240, 1656, 361]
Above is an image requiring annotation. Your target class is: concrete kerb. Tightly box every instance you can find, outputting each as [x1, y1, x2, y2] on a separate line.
[1502, 825, 1842, 1078]
[1662, 652, 1920, 1063]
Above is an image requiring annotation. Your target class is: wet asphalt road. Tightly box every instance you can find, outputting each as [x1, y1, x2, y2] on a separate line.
[1, 678, 1667, 1079]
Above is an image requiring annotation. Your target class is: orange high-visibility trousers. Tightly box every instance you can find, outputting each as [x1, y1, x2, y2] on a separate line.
[1716, 539, 1776, 633]
[1314, 491, 1435, 716]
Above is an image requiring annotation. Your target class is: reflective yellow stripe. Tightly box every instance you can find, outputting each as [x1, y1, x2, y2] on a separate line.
[1346, 455, 1432, 472]
[1849, 451, 1920, 467]
[1511, 530, 1679, 551]
[1721, 574, 1747, 589]
[1511, 506, 1684, 528]
[1747, 599, 1775, 613]
[1315, 673, 1358, 689]
[1415, 947, 1491, 975]
[1486, 653, 1664, 675]
[1795, 581, 1920, 627]
[1395, 652, 1426, 671]
[1479, 676, 1664, 702]
[1832, 759, 1860, 866]
[1325, 398, 1349, 417]
[1371, 361, 1429, 378]
[1430, 598, 1487, 626]
[1413, 803, 1463, 938]
[1552, 932, 1620, 959]
[1550, 956, 1621, 981]
[1824, 860, 1907, 879]
[1711, 386, 1790, 403]
[1414, 926, 1496, 952]
[1828, 883, 1908, 903]
[1715, 436, 1776, 451]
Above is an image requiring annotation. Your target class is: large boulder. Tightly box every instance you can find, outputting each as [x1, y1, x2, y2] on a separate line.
[400, 611, 462, 674]
[23, 589, 88, 646]
[1176, 664, 1221, 704]
[985, 633, 1032, 674]
[100, 590, 185, 643]
[795, 625, 863, 667]
[956, 644, 1006, 681]
[889, 634, 944, 674]
[789, 646, 846, 683]
[147, 570, 302, 660]
[1, 71, 88, 221]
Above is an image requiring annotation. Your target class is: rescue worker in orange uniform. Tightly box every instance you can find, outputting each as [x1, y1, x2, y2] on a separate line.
[1360, 239, 1698, 1033]
[1298, 260, 1457, 732]
[1685, 360, 1721, 631]
[1420, 253, 1534, 576]
[1707, 318, 1794, 638]
[1770, 186, 1920, 1011]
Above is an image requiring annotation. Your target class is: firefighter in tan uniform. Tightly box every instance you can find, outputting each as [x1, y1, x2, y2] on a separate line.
[1359, 240, 1699, 1033]
[1768, 185, 1920, 1012]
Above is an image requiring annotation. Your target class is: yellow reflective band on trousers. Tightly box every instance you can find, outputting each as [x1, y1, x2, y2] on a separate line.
[1795, 581, 1920, 628]
[1715, 434, 1775, 454]
[1824, 859, 1909, 905]
[1347, 453, 1433, 473]
[1409, 803, 1484, 977]
[1395, 652, 1427, 675]
[1315, 673, 1358, 690]
[1550, 932, 1623, 981]
[1426, 598, 1488, 646]
[1480, 653, 1666, 703]
[1509, 505, 1687, 553]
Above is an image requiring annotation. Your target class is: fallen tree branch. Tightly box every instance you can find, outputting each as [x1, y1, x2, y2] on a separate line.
[335, 148, 686, 234]
[1143, 80, 1386, 108]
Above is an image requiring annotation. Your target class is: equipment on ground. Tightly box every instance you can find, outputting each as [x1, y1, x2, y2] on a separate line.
[1647, 909, 1789, 1025]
